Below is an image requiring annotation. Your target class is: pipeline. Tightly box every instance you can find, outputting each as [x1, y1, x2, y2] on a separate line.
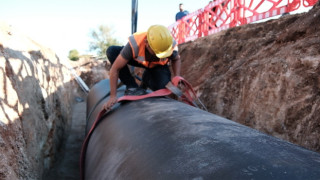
[83, 79, 320, 180]
[65, 60, 90, 94]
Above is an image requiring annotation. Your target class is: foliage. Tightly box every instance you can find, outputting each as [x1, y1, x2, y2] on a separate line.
[89, 25, 122, 57]
[68, 49, 80, 61]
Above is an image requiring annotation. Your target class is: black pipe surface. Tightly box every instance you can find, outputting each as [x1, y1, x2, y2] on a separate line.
[84, 79, 320, 180]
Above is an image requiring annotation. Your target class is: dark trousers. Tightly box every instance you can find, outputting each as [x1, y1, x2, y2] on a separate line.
[106, 46, 171, 91]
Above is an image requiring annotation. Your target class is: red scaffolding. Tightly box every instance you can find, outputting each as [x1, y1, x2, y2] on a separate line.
[169, 0, 318, 44]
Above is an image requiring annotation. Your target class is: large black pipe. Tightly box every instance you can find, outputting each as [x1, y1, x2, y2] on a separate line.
[84, 79, 320, 179]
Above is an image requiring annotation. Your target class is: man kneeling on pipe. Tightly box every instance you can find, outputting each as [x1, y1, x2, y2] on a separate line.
[103, 24, 181, 110]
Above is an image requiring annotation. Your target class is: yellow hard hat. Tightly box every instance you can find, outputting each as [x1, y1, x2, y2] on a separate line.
[147, 25, 174, 58]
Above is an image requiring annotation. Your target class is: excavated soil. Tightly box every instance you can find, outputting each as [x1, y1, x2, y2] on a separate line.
[179, 2, 320, 152]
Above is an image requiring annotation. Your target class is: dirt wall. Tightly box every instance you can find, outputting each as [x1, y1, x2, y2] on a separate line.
[0, 22, 74, 179]
[179, 2, 320, 152]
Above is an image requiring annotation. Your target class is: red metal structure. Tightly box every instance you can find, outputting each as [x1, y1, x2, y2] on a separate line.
[169, 0, 318, 44]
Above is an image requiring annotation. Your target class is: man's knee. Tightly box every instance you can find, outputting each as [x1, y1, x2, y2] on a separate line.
[156, 79, 170, 90]
[147, 75, 170, 90]
[106, 46, 122, 64]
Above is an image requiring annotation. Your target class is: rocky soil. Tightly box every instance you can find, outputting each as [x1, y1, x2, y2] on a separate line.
[0, 21, 108, 179]
[0, 22, 74, 179]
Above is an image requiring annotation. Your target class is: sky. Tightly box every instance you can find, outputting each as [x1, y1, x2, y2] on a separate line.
[0, 0, 312, 59]
[0, 0, 209, 58]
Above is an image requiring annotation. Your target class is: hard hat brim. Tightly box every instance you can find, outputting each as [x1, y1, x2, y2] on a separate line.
[155, 47, 173, 58]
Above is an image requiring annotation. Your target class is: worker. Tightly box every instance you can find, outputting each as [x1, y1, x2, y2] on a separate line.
[176, 3, 189, 21]
[103, 25, 181, 110]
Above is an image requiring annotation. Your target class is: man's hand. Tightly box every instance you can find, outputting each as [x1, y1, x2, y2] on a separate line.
[103, 96, 118, 111]
[104, 54, 128, 111]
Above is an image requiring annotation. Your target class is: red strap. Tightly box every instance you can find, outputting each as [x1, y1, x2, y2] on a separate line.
[80, 109, 106, 180]
[117, 76, 197, 104]
[80, 76, 197, 180]
[172, 76, 198, 106]
[80, 87, 174, 180]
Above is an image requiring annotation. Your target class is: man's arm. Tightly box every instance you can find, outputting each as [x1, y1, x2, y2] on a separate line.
[103, 54, 128, 110]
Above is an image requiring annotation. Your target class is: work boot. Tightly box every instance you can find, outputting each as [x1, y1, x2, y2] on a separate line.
[124, 87, 147, 96]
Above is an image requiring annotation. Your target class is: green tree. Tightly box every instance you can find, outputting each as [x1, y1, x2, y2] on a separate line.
[89, 25, 122, 57]
[68, 49, 80, 61]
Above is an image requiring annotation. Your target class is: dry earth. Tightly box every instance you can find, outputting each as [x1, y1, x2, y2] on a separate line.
[179, 1, 320, 153]
[0, 22, 75, 179]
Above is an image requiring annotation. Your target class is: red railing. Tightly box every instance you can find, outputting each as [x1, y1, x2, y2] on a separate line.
[169, 0, 318, 44]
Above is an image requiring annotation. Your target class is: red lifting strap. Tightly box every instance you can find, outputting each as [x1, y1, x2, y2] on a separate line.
[117, 76, 194, 102]
[80, 76, 198, 180]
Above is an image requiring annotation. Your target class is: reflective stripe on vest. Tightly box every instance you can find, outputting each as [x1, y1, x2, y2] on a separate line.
[128, 32, 177, 68]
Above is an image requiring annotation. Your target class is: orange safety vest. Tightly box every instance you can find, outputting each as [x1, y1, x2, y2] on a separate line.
[128, 32, 177, 68]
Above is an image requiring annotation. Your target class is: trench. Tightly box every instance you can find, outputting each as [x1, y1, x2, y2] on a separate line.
[44, 98, 86, 179]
